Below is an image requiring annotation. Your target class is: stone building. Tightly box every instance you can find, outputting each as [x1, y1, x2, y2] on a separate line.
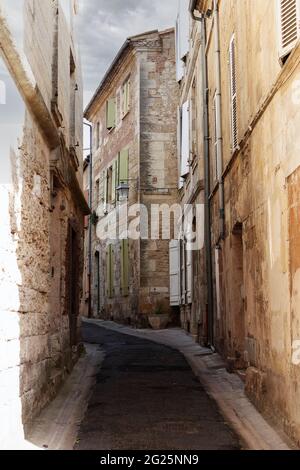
[187, 0, 300, 446]
[0, 0, 88, 448]
[84, 29, 179, 326]
[170, 0, 207, 343]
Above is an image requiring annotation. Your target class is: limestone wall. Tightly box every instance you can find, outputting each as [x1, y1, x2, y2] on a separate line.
[0, 0, 86, 448]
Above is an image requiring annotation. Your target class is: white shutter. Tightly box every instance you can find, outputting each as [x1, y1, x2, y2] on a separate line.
[169, 240, 181, 306]
[177, 106, 183, 189]
[176, 18, 184, 82]
[181, 101, 190, 179]
[176, 0, 190, 82]
[278, 0, 300, 59]
[186, 244, 193, 305]
[229, 35, 238, 152]
[179, 0, 190, 59]
[181, 239, 186, 305]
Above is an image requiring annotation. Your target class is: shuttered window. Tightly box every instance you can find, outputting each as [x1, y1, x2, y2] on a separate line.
[103, 169, 108, 213]
[278, 0, 300, 59]
[111, 160, 117, 204]
[121, 239, 129, 297]
[229, 34, 238, 152]
[106, 244, 114, 298]
[118, 148, 129, 184]
[122, 79, 131, 117]
[186, 243, 193, 305]
[169, 240, 181, 306]
[181, 101, 190, 179]
[106, 98, 116, 130]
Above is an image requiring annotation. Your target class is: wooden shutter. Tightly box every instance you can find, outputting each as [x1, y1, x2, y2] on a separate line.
[181, 101, 190, 178]
[121, 239, 129, 297]
[106, 98, 116, 130]
[181, 239, 186, 305]
[103, 169, 108, 213]
[279, 0, 300, 59]
[106, 245, 111, 297]
[123, 80, 130, 115]
[169, 240, 181, 306]
[110, 246, 114, 297]
[186, 244, 193, 305]
[229, 35, 238, 152]
[111, 160, 117, 203]
[118, 148, 129, 184]
[106, 244, 114, 298]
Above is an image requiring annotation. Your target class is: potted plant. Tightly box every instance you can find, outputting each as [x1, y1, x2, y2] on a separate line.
[148, 300, 169, 330]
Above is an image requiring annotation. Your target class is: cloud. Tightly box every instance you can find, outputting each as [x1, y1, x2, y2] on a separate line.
[77, 0, 178, 105]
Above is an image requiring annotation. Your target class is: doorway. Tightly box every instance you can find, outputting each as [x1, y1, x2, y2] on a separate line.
[230, 222, 245, 362]
[68, 223, 79, 346]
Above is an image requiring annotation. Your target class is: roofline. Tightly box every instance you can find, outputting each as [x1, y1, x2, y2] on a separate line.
[84, 28, 175, 119]
[84, 39, 131, 119]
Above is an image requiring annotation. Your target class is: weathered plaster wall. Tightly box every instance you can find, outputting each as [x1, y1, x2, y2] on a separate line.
[204, 0, 300, 445]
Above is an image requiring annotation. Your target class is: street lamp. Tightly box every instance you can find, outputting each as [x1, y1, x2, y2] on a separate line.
[116, 181, 130, 201]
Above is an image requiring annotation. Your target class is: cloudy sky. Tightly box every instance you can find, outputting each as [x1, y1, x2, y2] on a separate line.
[78, 0, 178, 107]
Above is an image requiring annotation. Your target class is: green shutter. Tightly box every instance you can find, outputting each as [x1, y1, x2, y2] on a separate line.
[103, 169, 108, 212]
[118, 148, 129, 184]
[106, 244, 114, 298]
[125, 80, 130, 113]
[111, 159, 117, 203]
[121, 239, 129, 297]
[106, 98, 116, 129]
[110, 246, 114, 297]
[106, 245, 111, 297]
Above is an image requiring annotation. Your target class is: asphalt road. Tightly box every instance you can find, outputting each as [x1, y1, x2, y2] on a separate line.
[75, 322, 240, 450]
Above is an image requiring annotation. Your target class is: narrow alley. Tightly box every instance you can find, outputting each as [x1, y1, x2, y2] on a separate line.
[1, 0, 300, 458]
[75, 322, 240, 451]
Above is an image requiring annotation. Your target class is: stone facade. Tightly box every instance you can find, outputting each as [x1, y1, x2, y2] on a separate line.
[175, 2, 207, 342]
[185, 0, 300, 446]
[84, 29, 179, 327]
[0, 0, 89, 448]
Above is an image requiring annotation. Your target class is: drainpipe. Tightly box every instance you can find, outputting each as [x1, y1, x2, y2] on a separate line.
[190, 6, 214, 347]
[213, 0, 225, 241]
[84, 121, 93, 318]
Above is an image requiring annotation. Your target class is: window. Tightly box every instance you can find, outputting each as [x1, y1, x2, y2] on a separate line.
[169, 240, 181, 306]
[190, 79, 197, 157]
[107, 166, 113, 204]
[229, 34, 238, 152]
[180, 101, 190, 181]
[122, 78, 131, 117]
[278, 0, 300, 60]
[106, 98, 116, 130]
[176, 0, 190, 82]
[106, 244, 114, 298]
[104, 158, 118, 209]
[121, 239, 129, 296]
[95, 179, 100, 206]
[96, 122, 100, 149]
[118, 148, 129, 185]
